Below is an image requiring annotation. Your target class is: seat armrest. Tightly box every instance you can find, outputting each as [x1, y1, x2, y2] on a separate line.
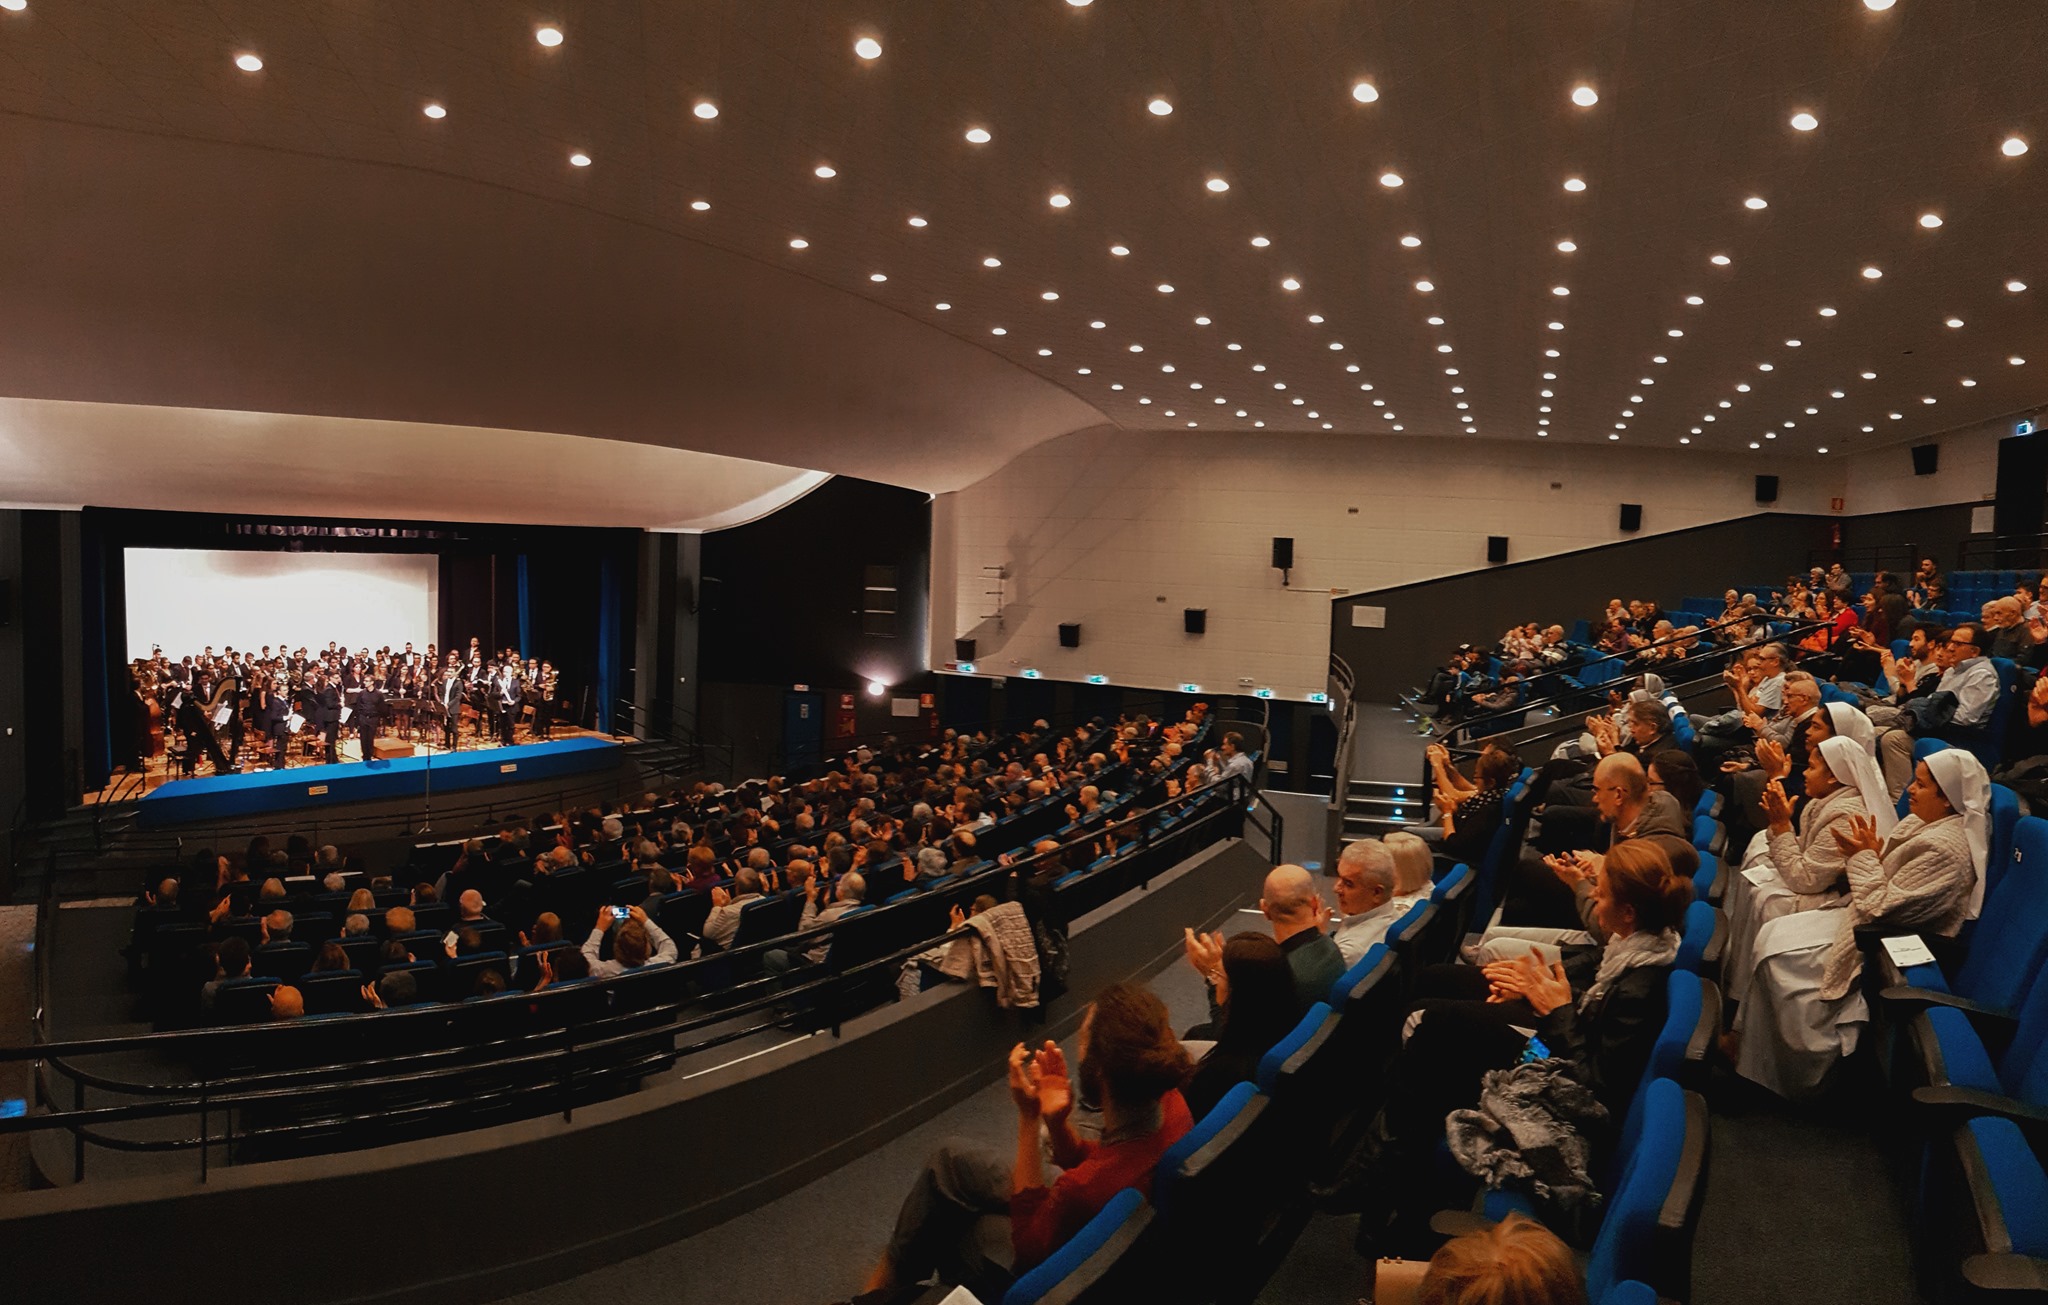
[1428, 1209, 1498, 1239]
[1962, 1253, 2048, 1293]
[1912, 1085, 2048, 1135]
[1879, 985, 2017, 1026]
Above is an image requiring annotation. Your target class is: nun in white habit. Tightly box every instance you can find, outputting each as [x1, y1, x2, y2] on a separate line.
[1733, 701, 1878, 875]
[1722, 734, 1891, 1002]
[1733, 746, 1985, 1099]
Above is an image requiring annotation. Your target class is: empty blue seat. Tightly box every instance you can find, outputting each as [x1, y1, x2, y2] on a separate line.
[1674, 901, 1724, 978]
[1583, 1079, 1710, 1302]
[294, 968, 365, 1014]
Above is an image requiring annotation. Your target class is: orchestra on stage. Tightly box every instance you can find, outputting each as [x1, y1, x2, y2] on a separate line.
[128, 639, 570, 776]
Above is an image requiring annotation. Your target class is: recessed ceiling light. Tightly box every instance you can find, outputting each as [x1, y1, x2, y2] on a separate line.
[1819, 306, 1837, 316]
[1427, 315, 1445, 325]
[1546, 349, 1561, 357]
[1806, 406, 1819, 414]
[1864, 0, 1895, 10]
[569, 151, 591, 167]
[1352, 81, 1380, 104]
[1283, 277, 1302, 291]
[1552, 285, 1570, 296]
[1, 1, 25, 10]
[1790, 112, 1819, 131]
[1110, 244, 1130, 256]
[1831, 390, 1845, 398]
[1038, 348, 1052, 357]
[1437, 343, 1454, 353]
[964, 127, 991, 144]
[1253, 363, 1267, 371]
[1156, 283, 1174, 293]
[1205, 177, 1230, 193]
[1194, 315, 1211, 325]
[1148, 97, 1173, 116]
[1946, 316, 1964, 328]
[814, 164, 837, 178]
[1049, 192, 1071, 208]
[1749, 442, 1761, 449]
[1862, 371, 1877, 379]
[907, 216, 927, 229]
[1685, 295, 1704, 305]
[1571, 86, 1599, 107]
[982, 257, 1001, 268]
[788, 238, 809, 249]
[689, 199, 710, 211]
[1736, 384, 1751, 392]
[693, 101, 719, 120]
[870, 273, 888, 282]
[1963, 378, 1977, 386]
[1557, 240, 1578, 252]
[1641, 377, 1654, 385]
[1923, 396, 1938, 403]
[1759, 362, 1775, 371]
[1109, 382, 1121, 389]
[1744, 196, 1768, 210]
[1719, 400, 1733, 408]
[2008, 279, 2029, 292]
[1680, 437, 1692, 445]
[854, 36, 883, 60]
[934, 302, 951, 311]
[1414, 280, 1434, 292]
[1862, 266, 1883, 278]
[1347, 364, 1361, 373]
[2014, 356, 2029, 366]
[1138, 397, 1151, 404]
[1818, 446, 1830, 453]
[1890, 411, 1903, 419]
[1862, 424, 1875, 431]
[1307, 313, 1325, 323]
[1129, 344, 1144, 352]
[1786, 338, 1801, 347]
[1653, 356, 1668, 364]
[1041, 291, 1060, 301]
[1227, 342, 1241, 350]
[1401, 235, 1422, 248]
[1090, 320, 1105, 329]
[989, 326, 1004, 334]
[1613, 434, 1623, 441]
[1379, 172, 1404, 188]
[535, 26, 564, 47]
[1563, 177, 1587, 192]
[1067, 0, 1093, 7]
[1919, 213, 1943, 229]
[1250, 236, 1271, 248]
[1329, 341, 1344, 350]
[1668, 329, 1683, 337]
[2004, 136, 2030, 158]
[1711, 254, 1732, 266]
[423, 103, 447, 119]
[234, 53, 264, 72]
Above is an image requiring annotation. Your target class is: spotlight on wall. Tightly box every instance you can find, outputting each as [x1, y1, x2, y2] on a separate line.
[866, 680, 887, 697]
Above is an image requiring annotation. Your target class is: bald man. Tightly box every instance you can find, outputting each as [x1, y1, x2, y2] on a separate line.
[1260, 863, 1347, 1008]
[1502, 752, 1696, 929]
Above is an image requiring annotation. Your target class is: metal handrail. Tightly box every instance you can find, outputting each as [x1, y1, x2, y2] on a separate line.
[0, 781, 1245, 1174]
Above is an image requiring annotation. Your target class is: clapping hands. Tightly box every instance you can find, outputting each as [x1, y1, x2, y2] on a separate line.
[1830, 813, 1884, 857]
[1007, 1040, 1073, 1123]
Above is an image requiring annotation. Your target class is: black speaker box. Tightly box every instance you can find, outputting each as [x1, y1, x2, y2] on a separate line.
[1755, 474, 1779, 504]
[1619, 503, 1643, 532]
[1271, 537, 1294, 570]
[1912, 443, 1940, 476]
[1184, 608, 1207, 635]
[1058, 623, 1081, 648]
[954, 638, 975, 663]
[1486, 536, 1509, 564]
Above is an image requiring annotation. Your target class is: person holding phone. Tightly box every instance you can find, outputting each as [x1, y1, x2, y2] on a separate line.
[579, 903, 678, 978]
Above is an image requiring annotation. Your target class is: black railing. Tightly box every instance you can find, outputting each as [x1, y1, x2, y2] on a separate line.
[1806, 542, 1921, 575]
[1956, 534, 2048, 573]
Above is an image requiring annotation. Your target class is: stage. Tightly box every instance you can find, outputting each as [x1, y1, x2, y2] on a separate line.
[133, 736, 623, 829]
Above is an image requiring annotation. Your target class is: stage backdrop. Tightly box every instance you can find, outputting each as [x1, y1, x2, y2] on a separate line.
[123, 548, 438, 662]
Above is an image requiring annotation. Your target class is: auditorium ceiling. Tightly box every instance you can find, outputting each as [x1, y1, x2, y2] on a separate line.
[2, 0, 2046, 518]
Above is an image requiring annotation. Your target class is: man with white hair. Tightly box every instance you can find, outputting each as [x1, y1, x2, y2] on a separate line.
[1330, 839, 1406, 966]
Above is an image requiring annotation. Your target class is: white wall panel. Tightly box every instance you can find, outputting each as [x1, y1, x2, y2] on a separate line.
[124, 548, 437, 663]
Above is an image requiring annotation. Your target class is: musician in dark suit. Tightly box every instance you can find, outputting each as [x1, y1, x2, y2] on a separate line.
[494, 663, 521, 746]
[438, 667, 464, 751]
[174, 678, 231, 775]
[253, 676, 291, 769]
[314, 672, 343, 764]
[354, 677, 385, 760]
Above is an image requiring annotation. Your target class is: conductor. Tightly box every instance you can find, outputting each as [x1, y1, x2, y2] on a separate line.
[354, 675, 385, 761]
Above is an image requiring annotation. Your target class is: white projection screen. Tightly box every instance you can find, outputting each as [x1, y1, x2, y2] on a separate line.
[124, 549, 438, 662]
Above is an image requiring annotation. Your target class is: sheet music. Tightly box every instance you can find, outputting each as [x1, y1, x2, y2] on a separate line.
[286, 712, 305, 734]
[340, 706, 353, 724]
[211, 705, 231, 726]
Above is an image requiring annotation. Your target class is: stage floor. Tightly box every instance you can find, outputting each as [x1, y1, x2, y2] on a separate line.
[90, 721, 614, 804]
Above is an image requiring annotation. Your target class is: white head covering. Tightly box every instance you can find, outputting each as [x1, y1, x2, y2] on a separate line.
[1637, 673, 1667, 697]
[1822, 701, 1877, 759]
[1924, 748, 1992, 918]
[1818, 735, 1896, 840]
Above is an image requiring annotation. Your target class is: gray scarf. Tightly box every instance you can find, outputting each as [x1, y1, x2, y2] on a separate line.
[1581, 928, 1679, 1010]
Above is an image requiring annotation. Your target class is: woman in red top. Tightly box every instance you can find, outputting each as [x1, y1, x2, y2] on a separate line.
[864, 983, 1195, 1295]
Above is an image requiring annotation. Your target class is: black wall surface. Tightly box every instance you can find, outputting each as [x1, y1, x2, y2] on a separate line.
[690, 477, 934, 765]
[1330, 505, 1981, 699]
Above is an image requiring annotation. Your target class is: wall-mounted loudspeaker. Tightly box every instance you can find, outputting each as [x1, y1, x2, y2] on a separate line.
[1184, 608, 1207, 635]
[1486, 536, 1509, 564]
[1755, 475, 1779, 504]
[1271, 537, 1294, 570]
[1619, 503, 1643, 532]
[1911, 443, 1940, 476]
[954, 638, 975, 663]
[1058, 623, 1081, 648]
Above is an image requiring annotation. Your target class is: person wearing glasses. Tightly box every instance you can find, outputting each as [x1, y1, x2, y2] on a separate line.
[1875, 623, 2000, 799]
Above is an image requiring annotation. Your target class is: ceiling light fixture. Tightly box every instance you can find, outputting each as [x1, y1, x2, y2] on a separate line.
[2008, 279, 2029, 292]
[1401, 235, 1422, 247]
[788, 238, 808, 249]
[1819, 306, 1837, 316]
[1352, 81, 1380, 103]
[1790, 112, 1819, 131]
[934, 302, 951, 311]
[422, 103, 447, 119]
[908, 216, 927, 228]
[689, 199, 710, 211]
[2004, 136, 2030, 158]
[1563, 177, 1587, 192]
[1963, 377, 1977, 386]
[814, 164, 837, 178]
[1250, 236, 1271, 247]
[1041, 291, 1059, 301]
[1148, 98, 1173, 116]
[1379, 171, 1404, 188]
[982, 256, 1001, 267]
[1572, 85, 1599, 107]
[1090, 320, 1106, 329]
[1557, 240, 1578, 252]
[693, 101, 719, 120]
[1414, 279, 1434, 292]
[1686, 295, 1704, 305]
[1919, 213, 1944, 229]
[1048, 191, 1072, 208]
[1552, 285, 1570, 296]
[1711, 254, 1732, 266]
[1946, 316, 1964, 327]
[569, 151, 591, 167]
[234, 53, 264, 72]
[870, 273, 888, 282]
[1156, 283, 1174, 293]
[1110, 244, 1130, 256]
[1283, 277, 1302, 290]
[535, 26, 564, 47]
[1205, 177, 1230, 193]
[854, 36, 882, 60]
[1744, 196, 1768, 210]
[1862, 265, 1883, 278]
[964, 127, 991, 143]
